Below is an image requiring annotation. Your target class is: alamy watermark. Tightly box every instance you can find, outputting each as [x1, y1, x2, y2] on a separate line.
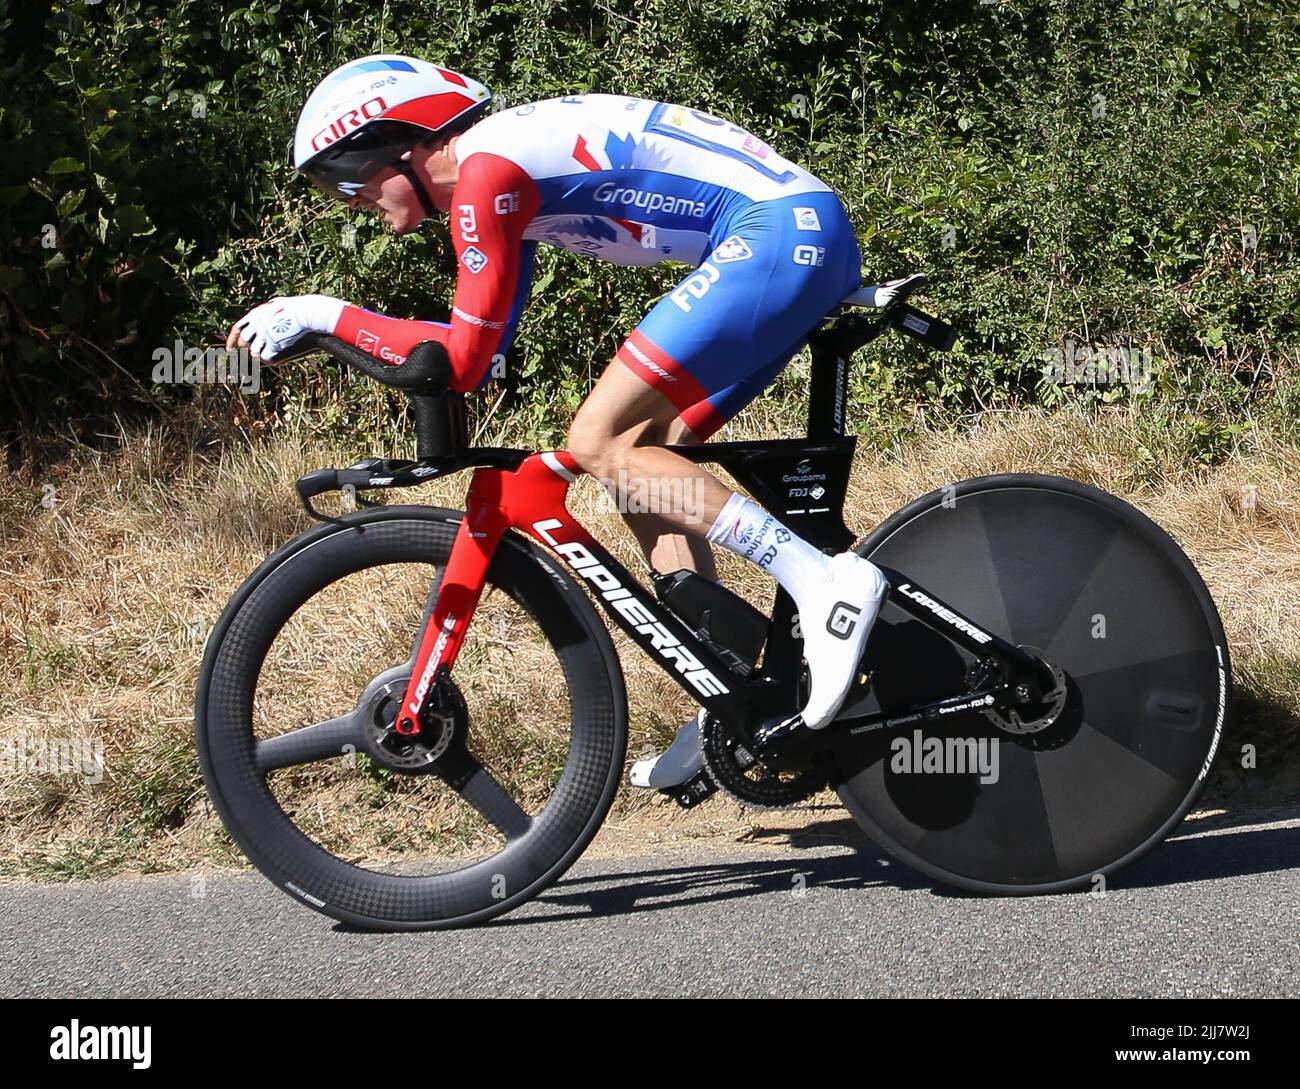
[152, 340, 260, 394]
[891, 729, 1000, 784]
[0, 733, 104, 784]
[595, 470, 706, 525]
[1043, 339, 1153, 393]
[50, 1020, 151, 1070]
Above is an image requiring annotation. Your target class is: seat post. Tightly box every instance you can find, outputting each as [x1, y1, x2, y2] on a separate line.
[806, 328, 850, 439]
[805, 312, 886, 439]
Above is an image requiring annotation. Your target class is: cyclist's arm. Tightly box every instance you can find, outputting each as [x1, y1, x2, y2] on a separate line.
[331, 307, 451, 364]
[438, 153, 540, 389]
[330, 153, 538, 390]
[328, 236, 536, 390]
[493, 239, 537, 376]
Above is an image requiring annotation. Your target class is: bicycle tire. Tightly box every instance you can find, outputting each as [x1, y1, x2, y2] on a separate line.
[196, 505, 627, 929]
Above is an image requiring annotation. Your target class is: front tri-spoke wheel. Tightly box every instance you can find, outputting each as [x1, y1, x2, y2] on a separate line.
[196, 506, 626, 929]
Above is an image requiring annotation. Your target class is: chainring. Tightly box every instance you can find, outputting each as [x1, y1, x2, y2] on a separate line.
[700, 712, 826, 810]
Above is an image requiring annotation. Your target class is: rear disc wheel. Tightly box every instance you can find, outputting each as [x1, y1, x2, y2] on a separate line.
[831, 475, 1229, 893]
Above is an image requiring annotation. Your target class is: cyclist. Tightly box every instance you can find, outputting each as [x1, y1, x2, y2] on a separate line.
[229, 54, 892, 793]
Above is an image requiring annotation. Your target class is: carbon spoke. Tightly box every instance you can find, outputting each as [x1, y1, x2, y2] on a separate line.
[455, 755, 533, 841]
[255, 713, 366, 773]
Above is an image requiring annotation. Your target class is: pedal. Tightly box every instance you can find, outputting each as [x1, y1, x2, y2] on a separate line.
[665, 770, 718, 809]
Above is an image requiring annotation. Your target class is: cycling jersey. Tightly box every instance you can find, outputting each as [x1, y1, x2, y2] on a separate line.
[331, 94, 861, 436]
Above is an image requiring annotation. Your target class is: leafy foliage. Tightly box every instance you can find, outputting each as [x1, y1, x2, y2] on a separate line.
[2, 0, 1297, 461]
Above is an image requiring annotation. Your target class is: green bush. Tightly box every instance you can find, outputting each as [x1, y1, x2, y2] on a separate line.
[2, 0, 1297, 461]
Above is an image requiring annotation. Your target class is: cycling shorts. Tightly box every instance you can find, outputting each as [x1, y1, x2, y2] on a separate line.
[614, 191, 861, 439]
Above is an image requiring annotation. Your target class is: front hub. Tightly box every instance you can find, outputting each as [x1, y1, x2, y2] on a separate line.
[362, 676, 464, 773]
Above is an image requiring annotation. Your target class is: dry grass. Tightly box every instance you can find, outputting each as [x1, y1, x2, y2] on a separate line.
[1, 402, 1296, 880]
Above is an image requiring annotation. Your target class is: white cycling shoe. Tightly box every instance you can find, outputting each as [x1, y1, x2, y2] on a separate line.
[630, 710, 705, 789]
[797, 552, 889, 729]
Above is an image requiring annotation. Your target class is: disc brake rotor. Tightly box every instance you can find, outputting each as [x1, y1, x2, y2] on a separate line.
[362, 676, 459, 773]
[980, 645, 1069, 736]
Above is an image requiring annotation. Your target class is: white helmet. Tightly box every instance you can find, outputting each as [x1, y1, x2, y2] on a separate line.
[293, 54, 491, 206]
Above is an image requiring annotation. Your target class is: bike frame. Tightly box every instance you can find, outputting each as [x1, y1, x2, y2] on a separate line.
[298, 313, 1056, 752]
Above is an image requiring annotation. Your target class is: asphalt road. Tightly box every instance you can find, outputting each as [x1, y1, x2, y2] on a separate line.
[2, 805, 1296, 998]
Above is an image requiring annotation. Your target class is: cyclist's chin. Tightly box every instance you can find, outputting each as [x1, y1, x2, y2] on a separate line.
[385, 208, 426, 235]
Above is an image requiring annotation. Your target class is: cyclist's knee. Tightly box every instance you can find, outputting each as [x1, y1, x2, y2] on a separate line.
[567, 413, 673, 477]
[664, 416, 702, 445]
[566, 415, 622, 477]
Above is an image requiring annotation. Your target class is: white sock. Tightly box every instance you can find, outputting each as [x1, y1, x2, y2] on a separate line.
[707, 492, 888, 728]
[706, 493, 830, 596]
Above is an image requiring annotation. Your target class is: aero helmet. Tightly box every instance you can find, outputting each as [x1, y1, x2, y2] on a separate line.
[293, 55, 492, 212]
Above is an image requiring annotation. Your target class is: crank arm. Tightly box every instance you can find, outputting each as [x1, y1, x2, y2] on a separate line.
[835, 684, 1016, 737]
[751, 683, 1017, 769]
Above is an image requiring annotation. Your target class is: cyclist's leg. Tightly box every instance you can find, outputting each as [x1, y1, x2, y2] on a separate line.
[616, 412, 719, 580]
[570, 191, 859, 544]
[579, 327, 805, 578]
[621, 322, 822, 573]
[570, 192, 883, 730]
[569, 362, 735, 558]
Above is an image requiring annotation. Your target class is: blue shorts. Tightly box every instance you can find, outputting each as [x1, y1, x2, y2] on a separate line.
[615, 192, 861, 438]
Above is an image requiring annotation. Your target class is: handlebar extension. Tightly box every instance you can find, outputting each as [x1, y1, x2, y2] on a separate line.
[294, 333, 452, 391]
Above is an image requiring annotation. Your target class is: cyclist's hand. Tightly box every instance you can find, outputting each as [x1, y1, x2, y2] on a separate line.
[227, 295, 347, 360]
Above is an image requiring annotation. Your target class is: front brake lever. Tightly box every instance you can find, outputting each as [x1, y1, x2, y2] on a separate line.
[296, 469, 353, 527]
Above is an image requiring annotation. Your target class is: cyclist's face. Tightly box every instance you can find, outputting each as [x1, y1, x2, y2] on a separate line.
[347, 167, 427, 234]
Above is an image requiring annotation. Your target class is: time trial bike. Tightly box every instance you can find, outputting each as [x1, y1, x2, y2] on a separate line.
[196, 277, 1230, 930]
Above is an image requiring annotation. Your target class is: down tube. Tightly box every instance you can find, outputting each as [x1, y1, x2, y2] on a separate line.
[523, 513, 776, 725]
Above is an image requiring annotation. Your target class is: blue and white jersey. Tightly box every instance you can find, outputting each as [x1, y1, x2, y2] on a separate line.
[454, 94, 833, 267]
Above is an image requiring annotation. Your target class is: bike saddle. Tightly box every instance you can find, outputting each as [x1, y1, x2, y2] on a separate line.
[841, 272, 928, 310]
